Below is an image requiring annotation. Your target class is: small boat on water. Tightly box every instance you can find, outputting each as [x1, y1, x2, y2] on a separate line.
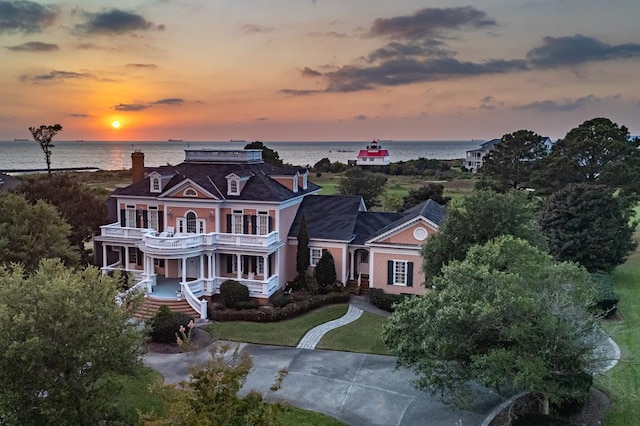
[168, 139, 183, 142]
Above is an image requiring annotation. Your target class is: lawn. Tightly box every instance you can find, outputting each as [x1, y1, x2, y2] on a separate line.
[597, 208, 640, 425]
[202, 304, 349, 346]
[317, 312, 391, 355]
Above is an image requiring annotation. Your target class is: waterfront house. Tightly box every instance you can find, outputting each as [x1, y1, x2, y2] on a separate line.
[356, 140, 390, 166]
[95, 149, 442, 319]
[464, 137, 553, 173]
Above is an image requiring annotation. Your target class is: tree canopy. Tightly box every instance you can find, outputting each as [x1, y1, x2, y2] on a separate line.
[0, 193, 78, 271]
[385, 236, 604, 411]
[338, 167, 387, 208]
[540, 183, 637, 273]
[400, 183, 450, 211]
[481, 130, 548, 191]
[16, 174, 108, 264]
[421, 190, 545, 282]
[0, 260, 143, 425]
[533, 117, 640, 196]
[244, 141, 283, 166]
[29, 124, 62, 175]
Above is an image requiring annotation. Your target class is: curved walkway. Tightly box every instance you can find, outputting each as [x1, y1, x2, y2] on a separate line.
[296, 304, 363, 349]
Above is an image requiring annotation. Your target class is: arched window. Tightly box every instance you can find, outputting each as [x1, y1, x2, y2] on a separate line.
[186, 211, 197, 233]
[184, 188, 197, 197]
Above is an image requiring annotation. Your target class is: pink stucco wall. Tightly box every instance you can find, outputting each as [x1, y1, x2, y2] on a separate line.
[370, 250, 427, 295]
[378, 222, 438, 245]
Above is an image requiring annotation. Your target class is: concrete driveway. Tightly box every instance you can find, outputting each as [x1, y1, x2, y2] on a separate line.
[144, 343, 503, 426]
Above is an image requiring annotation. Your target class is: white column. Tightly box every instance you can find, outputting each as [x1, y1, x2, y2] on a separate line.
[342, 246, 348, 285]
[215, 207, 220, 233]
[199, 255, 205, 280]
[236, 255, 242, 280]
[263, 254, 269, 278]
[124, 246, 130, 270]
[181, 257, 187, 283]
[101, 244, 107, 274]
[349, 250, 355, 280]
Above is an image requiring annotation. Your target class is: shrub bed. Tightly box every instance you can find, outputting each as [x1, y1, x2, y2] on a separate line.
[210, 290, 350, 322]
[369, 288, 410, 312]
[149, 305, 194, 344]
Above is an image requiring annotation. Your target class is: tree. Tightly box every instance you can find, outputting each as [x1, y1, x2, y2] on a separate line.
[314, 250, 337, 292]
[16, 174, 108, 265]
[481, 130, 547, 190]
[385, 236, 604, 413]
[400, 183, 450, 211]
[296, 215, 310, 274]
[0, 193, 78, 271]
[0, 260, 143, 425]
[540, 183, 637, 273]
[244, 141, 283, 166]
[421, 190, 546, 281]
[312, 157, 331, 172]
[534, 117, 640, 196]
[338, 167, 387, 208]
[29, 123, 63, 175]
[141, 343, 286, 425]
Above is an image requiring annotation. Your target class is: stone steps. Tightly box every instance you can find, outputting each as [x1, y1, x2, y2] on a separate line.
[134, 296, 199, 320]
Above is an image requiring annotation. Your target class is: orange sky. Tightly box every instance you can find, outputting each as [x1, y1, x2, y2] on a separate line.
[1, 0, 640, 141]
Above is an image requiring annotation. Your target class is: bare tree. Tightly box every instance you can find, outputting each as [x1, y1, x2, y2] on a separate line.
[28, 124, 63, 175]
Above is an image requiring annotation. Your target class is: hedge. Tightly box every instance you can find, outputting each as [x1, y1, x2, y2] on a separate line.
[210, 290, 350, 322]
[369, 288, 410, 312]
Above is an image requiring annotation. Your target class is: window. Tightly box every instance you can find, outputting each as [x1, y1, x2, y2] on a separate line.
[360, 251, 369, 263]
[257, 211, 269, 235]
[184, 188, 197, 197]
[233, 210, 243, 234]
[128, 248, 138, 265]
[126, 205, 136, 227]
[149, 207, 159, 230]
[257, 257, 265, 275]
[387, 260, 413, 287]
[186, 212, 197, 233]
[151, 177, 161, 192]
[310, 248, 322, 266]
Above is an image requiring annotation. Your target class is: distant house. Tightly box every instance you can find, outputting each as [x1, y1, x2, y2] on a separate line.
[464, 137, 553, 173]
[95, 149, 444, 319]
[356, 140, 390, 166]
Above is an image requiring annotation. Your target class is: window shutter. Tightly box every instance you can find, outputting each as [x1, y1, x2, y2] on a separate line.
[243, 215, 250, 234]
[407, 262, 414, 287]
[142, 210, 149, 228]
[226, 214, 232, 233]
[120, 209, 126, 227]
[387, 261, 393, 285]
[137, 249, 143, 266]
[251, 257, 257, 272]
[243, 256, 249, 273]
[226, 255, 232, 273]
[158, 213, 164, 232]
[268, 216, 273, 233]
[135, 210, 141, 228]
[251, 215, 257, 235]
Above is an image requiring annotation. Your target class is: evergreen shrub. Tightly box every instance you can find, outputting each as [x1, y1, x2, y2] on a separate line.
[220, 279, 250, 309]
[369, 288, 409, 312]
[149, 305, 194, 344]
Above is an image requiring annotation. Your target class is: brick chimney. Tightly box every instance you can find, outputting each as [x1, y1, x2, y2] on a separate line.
[131, 151, 145, 183]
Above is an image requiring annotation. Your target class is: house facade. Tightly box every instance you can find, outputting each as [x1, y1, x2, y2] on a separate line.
[464, 137, 554, 173]
[96, 149, 444, 319]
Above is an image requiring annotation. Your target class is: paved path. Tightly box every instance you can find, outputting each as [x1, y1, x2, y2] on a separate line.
[297, 304, 363, 349]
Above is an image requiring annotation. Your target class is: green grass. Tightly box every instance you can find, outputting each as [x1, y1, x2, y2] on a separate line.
[202, 304, 349, 346]
[112, 367, 165, 423]
[278, 406, 347, 425]
[317, 312, 391, 355]
[596, 211, 640, 425]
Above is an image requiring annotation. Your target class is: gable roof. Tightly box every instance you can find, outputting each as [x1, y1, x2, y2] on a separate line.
[288, 195, 365, 241]
[115, 160, 320, 202]
[366, 199, 446, 242]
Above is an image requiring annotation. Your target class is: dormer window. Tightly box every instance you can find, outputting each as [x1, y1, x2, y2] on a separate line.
[228, 177, 240, 195]
[293, 174, 298, 193]
[151, 177, 161, 193]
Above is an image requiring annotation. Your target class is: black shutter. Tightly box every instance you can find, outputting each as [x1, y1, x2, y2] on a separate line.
[226, 214, 232, 233]
[243, 256, 249, 273]
[158, 213, 164, 232]
[135, 210, 141, 228]
[243, 215, 250, 234]
[120, 209, 126, 227]
[226, 255, 232, 273]
[268, 216, 273, 233]
[407, 262, 414, 287]
[137, 249, 143, 266]
[251, 215, 257, 235]
[251, 257, 257, 273]
[142, 210, 149, 228]
[387, 261, 393, 285]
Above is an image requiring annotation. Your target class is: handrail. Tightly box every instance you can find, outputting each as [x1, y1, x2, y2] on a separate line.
[181, 280, 208, 319]
[116, 280, 147, 306]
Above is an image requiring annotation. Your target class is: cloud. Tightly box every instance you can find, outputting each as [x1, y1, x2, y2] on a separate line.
[76, 9, 162, 35]
[279, 88, 321, 96]
[527, 34, 640, 67]
[5, 41, 59, 52]
[366, 40, 453, 62]
[481, 96, 496, 103]
[0, 0, 58, 34]
[70, 113, 90, 118]
[514, 94, 617, 112]
[113, 98, 185, 111]
[307, 31, 348, 38]
[301, 67, 322, 77]
[152, 98, 183, 105]
[368, 6, 496, 41]
[20, 70, 94, 83]
[114, 103, 148, 111]
[353, 114, 368, 121]
[126, 63, 158, 69]
[241, 24, 273, 34]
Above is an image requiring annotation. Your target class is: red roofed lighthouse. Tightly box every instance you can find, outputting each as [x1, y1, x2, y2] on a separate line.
[356, 140, 390, 166]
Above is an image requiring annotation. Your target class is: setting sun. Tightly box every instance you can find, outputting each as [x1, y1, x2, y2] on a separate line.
[112, 120, 121, 129]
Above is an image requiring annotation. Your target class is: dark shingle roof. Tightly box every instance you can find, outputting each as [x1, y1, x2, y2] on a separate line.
[288, 195, 364, 241]
[351, 211, 404, 245]
[366, 199, 446, 241]
[115, 161, 320, 202]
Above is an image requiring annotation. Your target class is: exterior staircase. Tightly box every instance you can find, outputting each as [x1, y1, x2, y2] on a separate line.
[346, 277, 370, 296]
[133, 296, 200, 320]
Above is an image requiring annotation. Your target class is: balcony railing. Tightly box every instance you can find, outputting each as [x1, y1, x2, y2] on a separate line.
[100, 223, 152, 239]
[143, 233, 206, 250]
[215, 232, 279, 248]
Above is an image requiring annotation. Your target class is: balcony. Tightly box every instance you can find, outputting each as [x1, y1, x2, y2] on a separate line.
[215, 232, 279, 248]
[99, 223, 152, 240]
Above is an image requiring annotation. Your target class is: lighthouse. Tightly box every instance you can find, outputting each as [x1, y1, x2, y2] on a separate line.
[356, 140, 390, 166]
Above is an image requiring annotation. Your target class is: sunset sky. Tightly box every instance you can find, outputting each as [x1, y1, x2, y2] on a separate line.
[1, 0, 639, 141]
